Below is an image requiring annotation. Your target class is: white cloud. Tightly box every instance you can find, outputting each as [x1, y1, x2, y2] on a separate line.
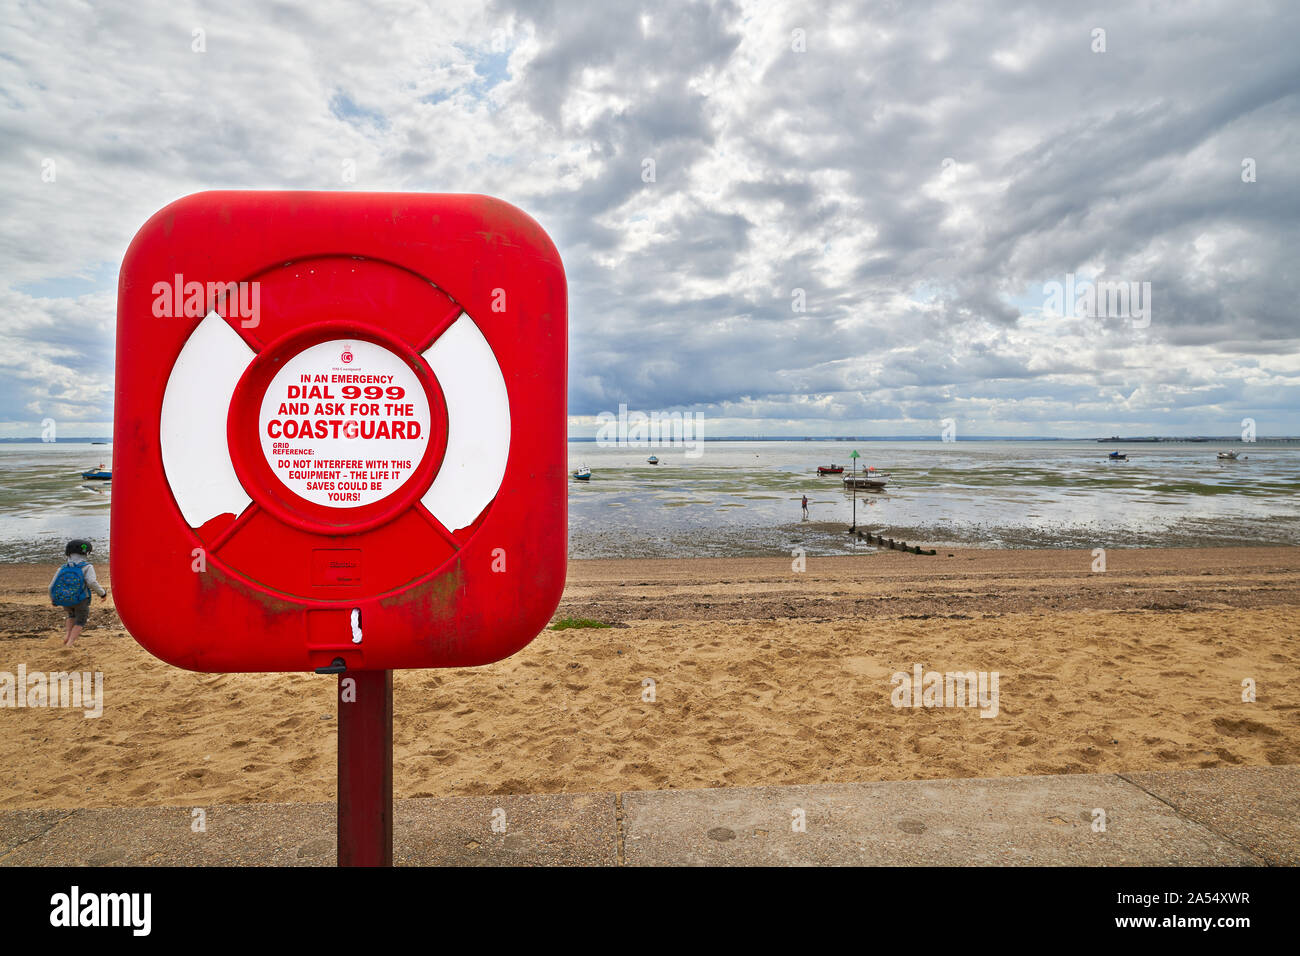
[2, 0, 1298, 437]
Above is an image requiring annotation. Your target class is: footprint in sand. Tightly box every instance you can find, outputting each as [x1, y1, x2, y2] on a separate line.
[1211, 717, 1280, 737]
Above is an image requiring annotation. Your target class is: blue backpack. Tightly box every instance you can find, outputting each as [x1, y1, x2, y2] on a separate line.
[50, 563, 89, 606]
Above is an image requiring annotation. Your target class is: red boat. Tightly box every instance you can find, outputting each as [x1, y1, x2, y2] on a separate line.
[817, 464, 844, 475]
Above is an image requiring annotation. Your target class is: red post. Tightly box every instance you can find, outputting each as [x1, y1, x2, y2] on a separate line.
[337, 669, 393, 866]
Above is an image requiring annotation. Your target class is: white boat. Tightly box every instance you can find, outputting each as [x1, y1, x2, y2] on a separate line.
[573, 465, 591, 481]
[646, 455, 659, 465]
[843, 468, 889, 490]
[1217, 451, 1238, 460]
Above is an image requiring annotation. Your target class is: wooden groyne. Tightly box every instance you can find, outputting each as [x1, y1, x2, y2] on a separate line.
[851, 530, 936, 555]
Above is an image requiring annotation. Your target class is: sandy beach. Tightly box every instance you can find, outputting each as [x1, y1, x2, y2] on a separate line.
[0, 547, 1296, 809]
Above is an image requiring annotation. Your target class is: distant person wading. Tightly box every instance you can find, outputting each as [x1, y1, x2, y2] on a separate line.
[49, 539, 108, 648]
[802, 495, 809, 520]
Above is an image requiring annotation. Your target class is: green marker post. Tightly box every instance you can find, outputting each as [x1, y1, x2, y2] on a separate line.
[849, 449, 860, 532]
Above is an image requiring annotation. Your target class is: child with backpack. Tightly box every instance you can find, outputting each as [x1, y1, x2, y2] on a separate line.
[50, 539, 108, 647]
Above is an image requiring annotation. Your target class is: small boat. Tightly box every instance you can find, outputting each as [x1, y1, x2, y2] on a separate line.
[647, 455, 659, 465]
[572, 465, 591, 481]
[1108, 451, 1128, 461]
[843, 467, 888, 490]
[817, 464, 845, 475]
[1217, 451, 1238, 460]
[81, 469, 112, 481]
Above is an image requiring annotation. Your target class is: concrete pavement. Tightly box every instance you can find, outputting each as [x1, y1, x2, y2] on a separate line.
[1, 765, 1294, 866]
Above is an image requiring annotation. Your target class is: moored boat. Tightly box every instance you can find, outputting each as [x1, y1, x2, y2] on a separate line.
[646, 455, 659, 465]
[843, 467, 888, 490]
[573, 465, 591, 481]
[1217, 451, 1238, 460]
[817, 464, 844, 475]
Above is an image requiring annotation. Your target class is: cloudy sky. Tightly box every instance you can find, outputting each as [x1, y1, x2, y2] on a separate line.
[3, 0, 1298, 438]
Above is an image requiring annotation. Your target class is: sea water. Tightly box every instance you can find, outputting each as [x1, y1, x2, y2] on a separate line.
[567, 439, 1300, 558]
[2, 440, 1298, 561]
[0, 443, 114, 562]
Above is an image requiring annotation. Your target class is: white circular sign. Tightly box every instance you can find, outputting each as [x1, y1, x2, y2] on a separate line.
[259, 339, 430, 507]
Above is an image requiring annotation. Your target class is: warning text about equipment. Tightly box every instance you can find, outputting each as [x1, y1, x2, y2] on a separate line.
[277, 459, 415, 492]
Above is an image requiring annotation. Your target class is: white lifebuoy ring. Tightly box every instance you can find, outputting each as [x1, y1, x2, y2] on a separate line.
[159, 310, 510, 533]
[418, 313, 510, 532]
